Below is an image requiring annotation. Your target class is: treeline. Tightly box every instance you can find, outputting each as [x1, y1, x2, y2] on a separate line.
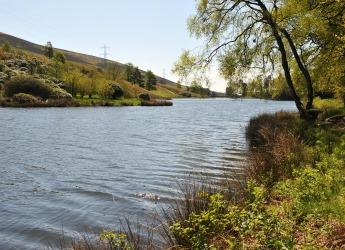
[124, 63, 157, 90]
[225, 74, 296, 100]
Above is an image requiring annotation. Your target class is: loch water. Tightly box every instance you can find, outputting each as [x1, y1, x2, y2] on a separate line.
[0, 98, 296, 249]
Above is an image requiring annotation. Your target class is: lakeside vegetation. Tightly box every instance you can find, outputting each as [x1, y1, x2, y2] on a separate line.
[0, 41, 216, 108]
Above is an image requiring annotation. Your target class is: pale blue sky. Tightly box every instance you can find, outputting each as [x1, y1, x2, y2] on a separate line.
[0, 0, 226, 91]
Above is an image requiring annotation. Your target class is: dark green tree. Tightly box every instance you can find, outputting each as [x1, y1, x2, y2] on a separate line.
[125, 63, 135, 83]
[44, 41, 54, 59]
[145, 70, 157, 90]
[133, 67, 144, 87]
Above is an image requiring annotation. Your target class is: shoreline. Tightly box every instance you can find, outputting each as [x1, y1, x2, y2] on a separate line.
[66, 102, 345, 249]
[0, 98, 173, 108]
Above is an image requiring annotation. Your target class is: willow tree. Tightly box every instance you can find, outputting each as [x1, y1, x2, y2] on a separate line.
[173, 0, 322, 119]
[303, 0, 345, 106]
[278, 0, 345, 107]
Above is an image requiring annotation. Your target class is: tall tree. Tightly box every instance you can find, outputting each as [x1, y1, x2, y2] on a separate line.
[145, 70, 157, 90]
[107, 63, 124, 81]
[304, 0, 345, 106]
[125, 63, 135, 83]
[173, 0, 329, 119]
[133, 67, 144, 87]
[44, 41, 54, 59]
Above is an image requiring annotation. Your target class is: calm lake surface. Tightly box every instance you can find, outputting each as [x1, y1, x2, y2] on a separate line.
[0, 98, 296, 249]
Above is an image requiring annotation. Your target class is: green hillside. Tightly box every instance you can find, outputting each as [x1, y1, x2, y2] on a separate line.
[0, 33, 227, 98]
[0, 33, 212, 107]
[0, 32, 177, 86]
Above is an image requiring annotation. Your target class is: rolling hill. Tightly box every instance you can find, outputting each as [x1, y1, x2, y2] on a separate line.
[0, 32, 226, 98]
[0, 32, 176, 85]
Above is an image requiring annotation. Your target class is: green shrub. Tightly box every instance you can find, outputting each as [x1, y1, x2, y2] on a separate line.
[170, 193, 230, 249]
[138, 92, 150, 101]
[110, 83, 124, 99]
[13, 93, 39, 104]
[293, 167, 336, 203]
[274, 133, 345, 219]
[4, 76, 53, 99]
[170, 184, 294, 249]
[99, 230, 131, 249]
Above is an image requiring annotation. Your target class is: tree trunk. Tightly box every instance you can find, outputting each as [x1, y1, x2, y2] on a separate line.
[281, 28, 314, 110]
[256, 0, 308, 118]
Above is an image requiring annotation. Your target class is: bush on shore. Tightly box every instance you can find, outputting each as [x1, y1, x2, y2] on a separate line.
[138, 92, 150, 101]
[4, 76, 53, 99]
[110, 83, 124, 99]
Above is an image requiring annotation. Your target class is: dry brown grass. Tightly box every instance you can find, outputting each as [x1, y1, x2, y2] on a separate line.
[245, 112, 307, 188]
[326, 221, 345, 249]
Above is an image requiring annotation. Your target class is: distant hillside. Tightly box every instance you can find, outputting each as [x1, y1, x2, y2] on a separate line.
[0, 32, 226, 96]
[0, 32, 176, 85]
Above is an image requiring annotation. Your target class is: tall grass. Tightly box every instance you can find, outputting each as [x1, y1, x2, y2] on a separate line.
[55, 219, 157, 250]
[245, 112, 307, 187]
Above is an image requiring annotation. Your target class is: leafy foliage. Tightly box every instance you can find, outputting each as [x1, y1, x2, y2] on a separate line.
[145, 70, 157, 90]
[174, 0, 345, 117]
[99, 230, 131, 250]
[4, 76, 53, 99]
[138, 92, 150, 101]
[109, 83, 124, 99]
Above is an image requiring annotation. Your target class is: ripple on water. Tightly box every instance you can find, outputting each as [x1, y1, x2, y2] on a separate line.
[0, 99, 296, 249]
